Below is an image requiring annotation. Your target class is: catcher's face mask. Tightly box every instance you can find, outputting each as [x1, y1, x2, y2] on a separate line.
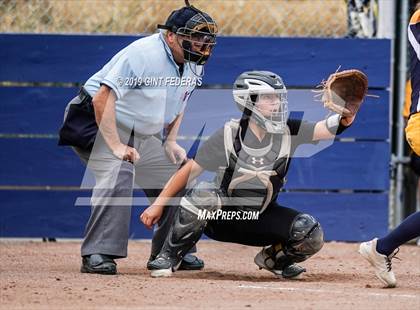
[176, 13, 218, 66]
[234, 78, 288, 134]
[254, 91, 288, 133]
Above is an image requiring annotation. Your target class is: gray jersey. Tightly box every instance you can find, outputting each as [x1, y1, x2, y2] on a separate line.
[84, 32, 202, 135]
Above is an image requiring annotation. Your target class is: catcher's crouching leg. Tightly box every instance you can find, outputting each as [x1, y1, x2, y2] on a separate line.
[149, 182, 222, 277]
[254, 213, 324, 279]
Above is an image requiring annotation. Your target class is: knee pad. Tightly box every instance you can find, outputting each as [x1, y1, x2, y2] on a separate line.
[158, 182, 222, 267]
[262, 214, 324, 270]
[406, 113, 420, 156]
[283, 213, 324, 263]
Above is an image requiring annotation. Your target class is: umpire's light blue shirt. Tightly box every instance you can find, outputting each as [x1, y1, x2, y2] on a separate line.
[84, 32, 202, 135]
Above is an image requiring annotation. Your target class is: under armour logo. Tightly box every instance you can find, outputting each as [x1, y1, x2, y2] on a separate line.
[251, 157, 264, 165]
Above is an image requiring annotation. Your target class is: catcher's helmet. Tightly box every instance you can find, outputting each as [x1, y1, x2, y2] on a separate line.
[158, 2, 217, 65]
[233, 71, 288, 134]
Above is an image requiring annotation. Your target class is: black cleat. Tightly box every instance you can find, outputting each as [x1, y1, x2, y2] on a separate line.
[148, 255, 173, 278]
[148, 253, 204, 272]
[281, 264, 306, 279]
[254, 248, 306, 279]
[178, 254, 204, 271]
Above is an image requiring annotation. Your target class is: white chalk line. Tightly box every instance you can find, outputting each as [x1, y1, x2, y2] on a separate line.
[237, 284, 420, 299]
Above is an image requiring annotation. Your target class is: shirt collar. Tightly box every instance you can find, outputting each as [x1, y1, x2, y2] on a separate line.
[242, 125, 272, 147]
[158, 31, 197, 75]
[159, 31, 180, 69]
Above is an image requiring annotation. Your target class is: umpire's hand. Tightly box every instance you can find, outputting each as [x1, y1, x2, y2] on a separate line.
[112, 142, 140, 163]
[140, 204, 164, 229]
[164, 141, 186, 164]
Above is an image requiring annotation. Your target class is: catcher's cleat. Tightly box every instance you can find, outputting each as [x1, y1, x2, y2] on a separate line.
[254, 248, 306, 279]
[148, 254, 177, 278]
[281, 264, 307, 279]
[359, 238, 398, 288]
[80, 254, 117, 275]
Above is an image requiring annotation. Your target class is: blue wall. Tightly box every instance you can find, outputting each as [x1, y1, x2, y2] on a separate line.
[0, 34, 391, 241]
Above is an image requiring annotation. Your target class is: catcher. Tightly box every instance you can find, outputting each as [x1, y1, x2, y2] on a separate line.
[140, 69, 368, 278]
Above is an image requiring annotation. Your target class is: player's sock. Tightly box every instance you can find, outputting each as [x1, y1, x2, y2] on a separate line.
[376, 211, 420, 256]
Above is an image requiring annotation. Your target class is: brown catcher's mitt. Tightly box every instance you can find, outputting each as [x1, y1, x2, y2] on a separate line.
[317, 69, 368, 118]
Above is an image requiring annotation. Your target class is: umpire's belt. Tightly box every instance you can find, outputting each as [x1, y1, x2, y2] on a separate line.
[79, 87, 91, 101]
[78, 87, 93, 108]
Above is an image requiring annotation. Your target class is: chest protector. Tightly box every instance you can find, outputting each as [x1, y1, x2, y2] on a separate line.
[215, 119, 291, 213]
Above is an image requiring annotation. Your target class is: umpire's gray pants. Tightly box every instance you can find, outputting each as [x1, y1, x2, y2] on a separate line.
[65, 97, 195, 258]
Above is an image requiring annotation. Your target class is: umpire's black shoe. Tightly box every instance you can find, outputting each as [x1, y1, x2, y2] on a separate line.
[81, 254, 117, 275]
[178, 254, 204, 271]
[147, 253, 204, 271]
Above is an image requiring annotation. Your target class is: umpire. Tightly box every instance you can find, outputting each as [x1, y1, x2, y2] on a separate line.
[58, 1, 217, 275]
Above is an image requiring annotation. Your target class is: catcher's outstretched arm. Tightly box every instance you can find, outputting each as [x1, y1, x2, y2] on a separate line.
[312, 114, 355, 141]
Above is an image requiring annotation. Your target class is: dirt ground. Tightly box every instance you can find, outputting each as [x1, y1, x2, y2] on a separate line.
[0, 240, 419, 310]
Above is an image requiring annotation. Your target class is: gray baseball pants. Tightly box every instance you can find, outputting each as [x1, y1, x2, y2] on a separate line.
[65, 97, 195, 259]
